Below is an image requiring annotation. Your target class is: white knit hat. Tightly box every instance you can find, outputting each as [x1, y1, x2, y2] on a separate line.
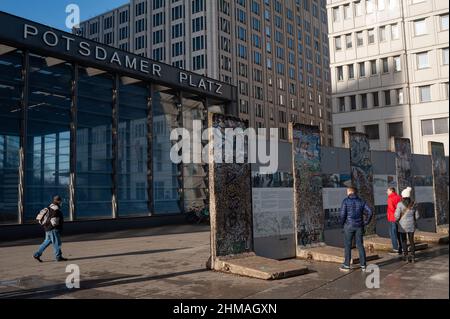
[401, 187, 413, 198]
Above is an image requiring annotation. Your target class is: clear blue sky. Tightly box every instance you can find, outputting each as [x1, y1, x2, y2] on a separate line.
[0, 0, 129, 31]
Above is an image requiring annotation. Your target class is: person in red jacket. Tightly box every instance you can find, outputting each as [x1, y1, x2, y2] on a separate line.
[387, 187, 402, 254]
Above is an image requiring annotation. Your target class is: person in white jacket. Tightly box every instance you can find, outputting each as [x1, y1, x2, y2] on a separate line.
[394, 187, 419, 263]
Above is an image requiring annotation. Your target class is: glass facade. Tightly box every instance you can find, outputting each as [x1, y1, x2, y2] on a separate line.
[0, 44, 230, 224]
[0, 49, 22, 224]
[25, 54, 72, 221]
[152, 88, 181, 214]
[76, 68, 114, 219]
[118, 79, 149, 216]
[182, 96, 207, 212]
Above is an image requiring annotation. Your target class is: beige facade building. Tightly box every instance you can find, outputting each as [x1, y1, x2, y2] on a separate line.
[328, 0, 449, 154]
[78, 0, 333, 144]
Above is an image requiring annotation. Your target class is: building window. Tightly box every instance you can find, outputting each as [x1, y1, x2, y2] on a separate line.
[346, 34, 352, 49]
[370, 60, 377, 75]
[368, 29, 375, 44]
[192, 55, 206, 70]
[434, 118, 449, 134]
[361, 93, 368, 109]
[441, 14, 449, 31]
[344, 4, 351, 20]
[348, 64, 355, 79]
[384, 90, 391, 106]
[445, 82, 449, 99]
[364, 124, 380, 140]
[192, 0, 205, 14]
[335, 36, 342, 50]
[419, 85, 431, 102]
[417, 51, 429, 69]
[354, 1, 363, 16]
[443, 48, 449, 65]
[414, 19, 427, 36]
[391, 23, 399, 40]
[119, 10, 129, 24]
[192, 35, 205, 51]
[337, 66, 344, 81]
[239, 100, 249, 114]
[332, 7, 340, 22]
[421, 119, 433, 135]
[382, 58, 389, 73]
[379, 26, 387, 42]
[366, 0, 374, 14]
[359, 62, 366, 77]
[422, 118, 449, 135]
[378, 0, 385, 10]
[388, 122, 403, 138]
[338, 97, 346, 112]
[372, 91, 379, 107]
[396, 88, 404, 104]
[357, 31, 364, 46]
[104, 16, 114, 29]
[350, 95, 357, 110]
[394, 56, 401, 71]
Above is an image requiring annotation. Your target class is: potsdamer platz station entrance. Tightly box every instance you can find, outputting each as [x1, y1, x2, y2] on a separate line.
[0, 11, 237, 229]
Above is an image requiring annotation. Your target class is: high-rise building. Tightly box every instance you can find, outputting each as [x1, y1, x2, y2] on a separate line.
[78, 0, 333, 144]
[328, 0, 449, 155]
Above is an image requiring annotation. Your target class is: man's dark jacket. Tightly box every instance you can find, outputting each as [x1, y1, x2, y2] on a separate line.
[43, 203, 64, 232]
[339, 194, 373, 228]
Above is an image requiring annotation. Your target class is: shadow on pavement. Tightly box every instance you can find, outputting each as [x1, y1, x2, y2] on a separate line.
[0, 224, 210, 248]
[0, 268, 208, 299]
[66, 247, 192, 262]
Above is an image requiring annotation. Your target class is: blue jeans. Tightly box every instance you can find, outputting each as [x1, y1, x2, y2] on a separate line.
[34, 229, 62, 260]
[389, 221, 400, 251]
[343, 225, 366, 267]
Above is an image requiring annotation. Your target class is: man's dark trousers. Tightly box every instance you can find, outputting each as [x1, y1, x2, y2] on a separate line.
[343, 224, 366, 267]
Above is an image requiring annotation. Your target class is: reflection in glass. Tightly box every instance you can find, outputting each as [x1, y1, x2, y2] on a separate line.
[0, 48, 22, 224]
[182, 96, 207, 212]
[76, 68, 113, 219]
[118, 79, 149, 216]
[25, 54, 72, 220]
[152, 88, 181, 214]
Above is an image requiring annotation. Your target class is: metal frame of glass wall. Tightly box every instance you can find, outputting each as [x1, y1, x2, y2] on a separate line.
[0, 47, 232, 225]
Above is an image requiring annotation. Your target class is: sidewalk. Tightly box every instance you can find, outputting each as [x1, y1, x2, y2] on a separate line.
[0, 225, 448, 299]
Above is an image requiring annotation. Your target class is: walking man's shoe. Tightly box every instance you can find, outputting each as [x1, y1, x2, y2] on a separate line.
[33, 255, 43, 263]
[361, 266, 367, 272]
[57, 257, 68, 262]
[339, 264, 351, 272]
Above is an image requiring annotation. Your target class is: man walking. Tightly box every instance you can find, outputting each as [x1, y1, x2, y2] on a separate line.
[339, 186, 373, 272]
[33, 195, 68, 262]
[387, 187, 402, 254]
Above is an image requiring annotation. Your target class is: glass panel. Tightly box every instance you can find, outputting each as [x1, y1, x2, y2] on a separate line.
[388, 122, 403, 137]
[0, 48, 22, 224]
[434, 118, 449, 134]
[421, 119, 433, 136]
[152, 87, 181, 214]
[118, 78, 149, 216]
[76, 67, 113, 219]
[25, 54, 72, 221]
[182, 96, 207, 212]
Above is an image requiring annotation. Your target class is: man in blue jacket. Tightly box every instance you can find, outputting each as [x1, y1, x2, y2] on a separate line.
[339, 186, 373, 272]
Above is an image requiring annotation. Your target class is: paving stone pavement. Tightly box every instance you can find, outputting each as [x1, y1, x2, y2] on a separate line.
[0, 225, 448, 299]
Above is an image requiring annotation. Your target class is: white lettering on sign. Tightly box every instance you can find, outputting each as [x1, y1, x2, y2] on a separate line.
[21, 24, 225, 96]
[179, 72, 223, 95]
